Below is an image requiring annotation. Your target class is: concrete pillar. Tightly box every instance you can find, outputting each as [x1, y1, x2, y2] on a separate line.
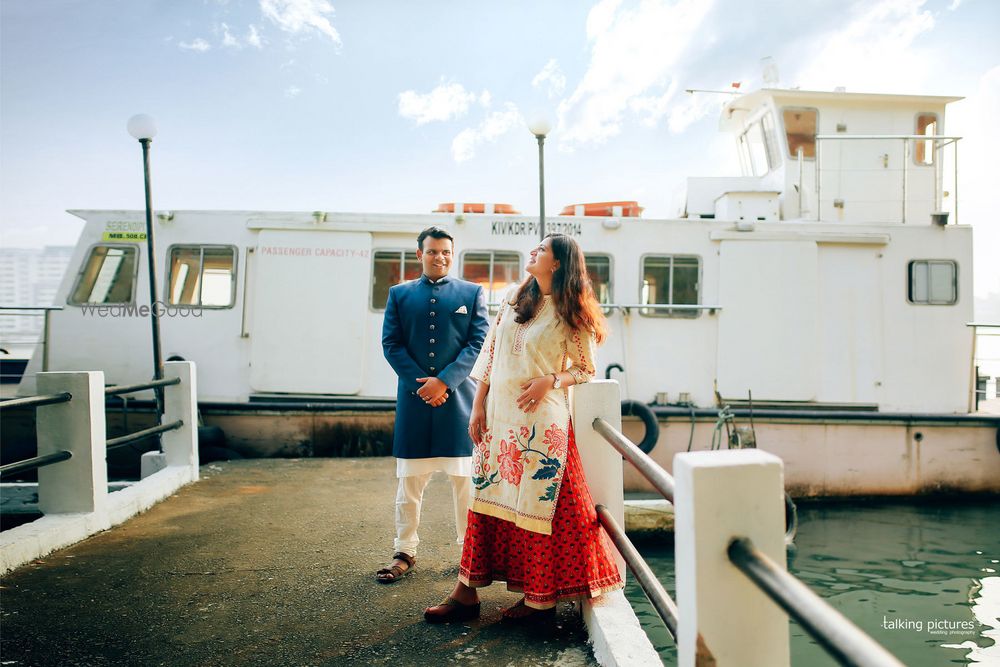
[572, 379, 626, 580]
[36, 371, 107, 514]
[162, 361, 199, 478]
[674, 449, 789, 667]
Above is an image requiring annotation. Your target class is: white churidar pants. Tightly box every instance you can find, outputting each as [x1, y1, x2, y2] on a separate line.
[394, 472, 472, 558]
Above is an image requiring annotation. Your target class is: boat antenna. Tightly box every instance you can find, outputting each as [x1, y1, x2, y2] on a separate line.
[761, 56, 780, 87]
[684, 87, 742, 95]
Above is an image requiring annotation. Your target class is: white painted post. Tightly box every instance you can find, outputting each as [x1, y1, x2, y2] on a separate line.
[574, 379, 662, 667]
[572, 379, 625, 578]
[161, 360, 199, 478]
[674, 450, 790, 667]
[36, 371, 107, 514]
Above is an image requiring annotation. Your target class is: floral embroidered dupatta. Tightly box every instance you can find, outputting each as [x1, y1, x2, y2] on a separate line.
[468, 287, 597, 535]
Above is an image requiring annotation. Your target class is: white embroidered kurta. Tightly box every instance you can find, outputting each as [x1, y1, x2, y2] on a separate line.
[469, 287, 597, 534]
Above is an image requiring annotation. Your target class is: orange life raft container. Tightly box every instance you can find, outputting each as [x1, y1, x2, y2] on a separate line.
[434, 203, 520, 214]
[559, 201, 643, 217]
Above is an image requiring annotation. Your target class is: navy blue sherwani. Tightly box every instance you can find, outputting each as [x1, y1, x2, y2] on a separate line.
[382, 275, 490, 459]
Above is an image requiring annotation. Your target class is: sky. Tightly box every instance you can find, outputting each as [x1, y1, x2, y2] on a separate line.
[1, 0, 998, 301]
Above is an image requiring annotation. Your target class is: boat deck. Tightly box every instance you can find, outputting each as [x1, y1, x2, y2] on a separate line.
[0, 458, 596, 666]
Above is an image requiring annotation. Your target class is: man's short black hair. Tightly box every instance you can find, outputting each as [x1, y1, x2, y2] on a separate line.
[417, 226, 454, 251]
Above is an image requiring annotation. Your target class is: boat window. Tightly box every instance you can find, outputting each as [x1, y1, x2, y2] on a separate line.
[761, 112, 781, 169]
[783, 108, 817, 159]
[167, 246, 237, 308]
[371, 250, 420, 310]
[737, 134, 752, 176]
[908, 260, 956, 305]
[584, 254, 613, 312]
[461, 250, 521, 312]
[914, 113, 938, 166]
[68, 245, 138, 305]
[742, 121, 770, 176]
[640, 255, 700, 318]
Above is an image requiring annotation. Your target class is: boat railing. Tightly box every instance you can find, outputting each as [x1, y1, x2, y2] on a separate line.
[486, 303, 722, 314]
[575, 380, 905, 667]
[0, 362, 200, 574]
[0, 305, 62, 380]
[813, 134, 961, 224]
[0, 389, 74, 477]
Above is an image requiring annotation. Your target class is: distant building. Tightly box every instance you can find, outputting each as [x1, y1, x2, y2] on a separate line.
[0, 246, 74, 351]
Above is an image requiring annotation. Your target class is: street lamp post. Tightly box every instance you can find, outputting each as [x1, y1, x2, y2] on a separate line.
[127, 114, 165, 420]
[528, 118, 551, 241]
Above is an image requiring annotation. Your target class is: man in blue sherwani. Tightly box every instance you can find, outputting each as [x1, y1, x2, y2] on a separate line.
[376, 226, 490, 583]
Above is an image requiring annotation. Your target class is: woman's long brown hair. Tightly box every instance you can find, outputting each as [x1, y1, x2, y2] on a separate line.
[513, 234, 608, 344]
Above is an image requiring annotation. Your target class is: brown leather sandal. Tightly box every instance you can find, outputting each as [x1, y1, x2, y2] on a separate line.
[424, 596, 481, 623]
[374, 552, 415, 584]
[501, 597, 556, 624]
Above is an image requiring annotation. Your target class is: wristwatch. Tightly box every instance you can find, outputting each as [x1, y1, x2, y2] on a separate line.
[550, 372, 562, 389]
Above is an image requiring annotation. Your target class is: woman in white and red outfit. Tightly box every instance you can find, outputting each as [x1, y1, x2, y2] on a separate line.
[424, 233, 623, 623]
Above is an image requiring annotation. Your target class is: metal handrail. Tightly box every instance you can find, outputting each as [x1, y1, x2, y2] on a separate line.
[0, 392, 72, 410]
[106, 420, 183, 450]
[813, 134, 960, 224]
[596, 505, 678, 638]
[105, 377, 180, 396]
[728, 537, 905, 667]
[0, 306, 61, 372]
[593, 417, 675, 501]
[815, 134, 961, 141]
[0, 451, 73, 477]
[485, 302, 720, 312]
[0, 306, 64, 311]
[604, 304, 721, 312]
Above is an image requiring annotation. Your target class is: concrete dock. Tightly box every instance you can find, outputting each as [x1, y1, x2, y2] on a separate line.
[0, 458, 597, 666]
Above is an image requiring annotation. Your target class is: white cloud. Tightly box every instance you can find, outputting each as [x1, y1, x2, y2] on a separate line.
[949, 65, 1000, 297]
[557, 0, 715, 147]
[451, 103, 523, 162]
[247, 25, 263, 48]
[260, 0, 341, 46]
[792, 0, 935, 93]
[178, 38, 211, 52]
[398, 82, 480, 125]
[532, 59, 567, 98]
[479, 90, 492, 108]
[628, 79, 679, 128]
[948, 0, 962, 10]
[221, 23, 240, 48]
[285, 85, 302, 98]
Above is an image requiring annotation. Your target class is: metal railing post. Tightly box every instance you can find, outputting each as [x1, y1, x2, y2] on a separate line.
[902, 138, 908, 223]
[36, 371, 107, 514]
[674, 449, 789, 667]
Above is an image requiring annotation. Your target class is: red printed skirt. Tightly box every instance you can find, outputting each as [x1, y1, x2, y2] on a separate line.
[458, 425, 624, 609]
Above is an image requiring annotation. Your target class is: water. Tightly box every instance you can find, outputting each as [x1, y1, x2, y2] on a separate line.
[625, 500, 1000, 665]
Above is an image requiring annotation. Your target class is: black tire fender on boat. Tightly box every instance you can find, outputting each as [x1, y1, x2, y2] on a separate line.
[784, 491, 798, 545]
[621, 400, 659, 454]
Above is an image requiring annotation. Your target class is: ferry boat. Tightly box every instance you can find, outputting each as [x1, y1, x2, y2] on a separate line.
[11, 86, 1000, 496]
